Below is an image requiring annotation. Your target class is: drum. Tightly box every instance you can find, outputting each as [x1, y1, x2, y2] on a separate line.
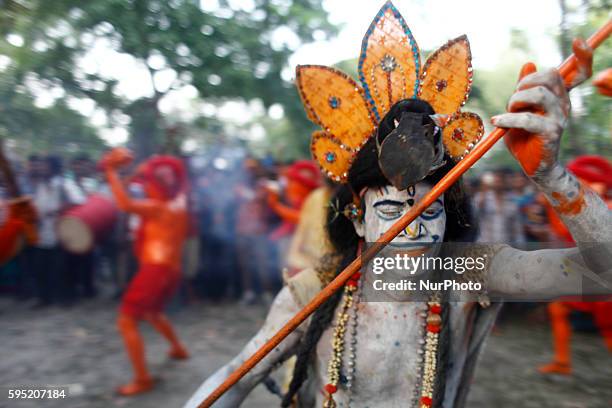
[57, 194, 118, 254]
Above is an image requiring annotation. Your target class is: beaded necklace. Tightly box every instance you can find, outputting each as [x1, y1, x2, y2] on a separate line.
[323, 272, 442, 408]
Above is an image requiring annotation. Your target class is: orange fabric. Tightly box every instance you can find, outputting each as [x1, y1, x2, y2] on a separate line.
[0, 198, 38, 264]
[120, 264, 181, 318]
[8, 199, 38, 244]
[0, 218, 24, 264]
[567, 156, 612, 188]
[563, 301, 612, 334]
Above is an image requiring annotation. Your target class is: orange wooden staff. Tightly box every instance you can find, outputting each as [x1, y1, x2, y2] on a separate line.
[199, 20, 612, 408]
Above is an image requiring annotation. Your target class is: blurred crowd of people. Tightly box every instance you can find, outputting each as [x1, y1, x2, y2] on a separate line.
[0, 154, 101, 306]
[469, 167, 553, 245]
[0, 150, 602, 309]
[0, 150, 325, 307]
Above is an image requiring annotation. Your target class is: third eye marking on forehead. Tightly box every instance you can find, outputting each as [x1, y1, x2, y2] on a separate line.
[407, 185, 415, 197]
[375, 186, 390, 197]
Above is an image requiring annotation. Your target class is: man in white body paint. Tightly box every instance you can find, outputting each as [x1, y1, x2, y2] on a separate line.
[185, 3, 610, 407]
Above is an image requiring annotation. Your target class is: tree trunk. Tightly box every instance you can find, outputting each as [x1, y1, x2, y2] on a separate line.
[127, 98, 162, 161]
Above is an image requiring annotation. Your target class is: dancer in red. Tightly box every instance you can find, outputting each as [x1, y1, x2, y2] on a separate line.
[0, 198, 37, 265]
[266, 160, 320, 240]
[0, 141, 37, 265]
[101, 147, 190, 395]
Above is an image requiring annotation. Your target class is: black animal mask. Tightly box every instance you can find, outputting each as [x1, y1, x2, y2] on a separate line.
[376, 112, 445, 190]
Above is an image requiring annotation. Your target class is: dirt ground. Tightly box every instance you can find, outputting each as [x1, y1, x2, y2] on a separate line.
[1, 297, 611, 408]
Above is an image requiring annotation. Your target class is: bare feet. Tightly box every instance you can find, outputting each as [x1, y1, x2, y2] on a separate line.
[116, 377, 155, 396]
[538, 361, 572, 375]
[168, 346, 190, 360]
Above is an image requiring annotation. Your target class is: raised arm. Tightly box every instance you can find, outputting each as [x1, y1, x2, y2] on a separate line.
[101, 148, 160, 217]
[183, 286, 306, 408]
[267, 190, 302, 225]
[487, 44, 612, 297]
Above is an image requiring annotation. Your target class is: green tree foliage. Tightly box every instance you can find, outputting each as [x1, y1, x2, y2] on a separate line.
[468, 5, 611, 171]
[0, 77, 102, 156]
[1, 0, 336, 158]
[562, 0, 612, 160]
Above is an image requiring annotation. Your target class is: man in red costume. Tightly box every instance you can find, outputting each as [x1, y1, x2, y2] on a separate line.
[266, 160, 321, 240]
[101, 147, 190, 395]
[0, 198, 37, 265]
[539, 155, 612, 375]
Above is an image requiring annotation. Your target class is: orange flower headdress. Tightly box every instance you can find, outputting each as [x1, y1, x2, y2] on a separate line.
[296, 1, 483, 183]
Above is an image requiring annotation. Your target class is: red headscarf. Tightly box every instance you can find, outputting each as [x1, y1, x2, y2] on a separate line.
[137, 155, 188, 201]
[567, 155, 612, 191]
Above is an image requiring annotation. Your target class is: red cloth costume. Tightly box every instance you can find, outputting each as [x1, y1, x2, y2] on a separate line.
[540, 155, 612, 375]
[102, 148, 190, 395]
[0, 198, 37, 265]
[267, 160, 321, 240]
[121, 264, 181, 318]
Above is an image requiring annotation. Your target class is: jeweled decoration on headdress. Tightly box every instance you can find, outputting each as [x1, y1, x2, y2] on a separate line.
[296, 1, 483, 183]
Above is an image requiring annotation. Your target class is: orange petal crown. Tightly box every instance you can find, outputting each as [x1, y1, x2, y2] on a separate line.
[358, 2, 421, 122]
[442, 112, 484, 160]
[296, 1, 483, 182]
[418, 35, 473, 116]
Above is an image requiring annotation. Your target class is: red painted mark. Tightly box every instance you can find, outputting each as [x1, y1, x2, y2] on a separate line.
[452, 127, 464, 142]
[436, 79, 447, 92]
[551, 188, 586, 216]
[504, 129, 545, 177]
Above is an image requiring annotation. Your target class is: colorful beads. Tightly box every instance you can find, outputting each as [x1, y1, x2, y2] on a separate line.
[436, 79, 447, 92]
[342, 202, 363, 222]
[452, 127, 464, 142]
[325, 284, 358, 407]
[380, 54, 398, 72]
[426, 324, 441, 333]
[324, 383, 338, 394]
[418, 299, 441, 408]
[426, 313, 442, 326]
[346, 271, 362, 288]
[328, 96, 341, 109]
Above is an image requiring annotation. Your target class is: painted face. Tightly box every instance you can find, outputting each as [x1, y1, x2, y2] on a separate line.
[138, 164, 181, 200]
[352, 182, 446, 248]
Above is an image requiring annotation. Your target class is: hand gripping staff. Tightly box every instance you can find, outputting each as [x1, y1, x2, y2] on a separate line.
[199, 20, 612, 408]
